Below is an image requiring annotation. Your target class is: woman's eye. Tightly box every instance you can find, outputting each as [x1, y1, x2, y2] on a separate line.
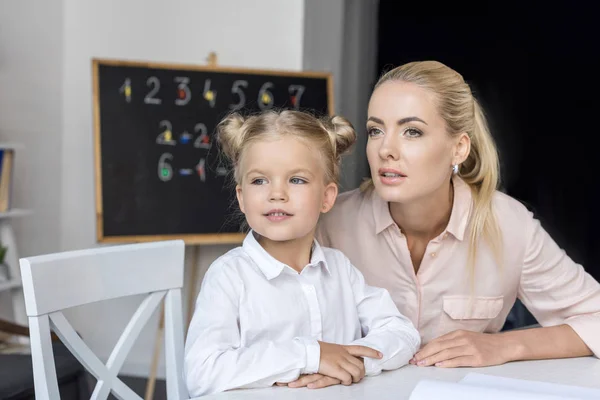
[290, 177, 307, 184]
[404, 127, 422, 138]
[251, 178, 267, 185]
[367, 127, 384, 137]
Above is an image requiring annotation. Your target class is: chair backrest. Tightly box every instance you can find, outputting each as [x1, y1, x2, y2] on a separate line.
[19, 240, 187, 400]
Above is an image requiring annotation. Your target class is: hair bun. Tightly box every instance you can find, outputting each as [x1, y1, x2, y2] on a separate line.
[216, 113, 246, 164]
[322, 115, 357, 156]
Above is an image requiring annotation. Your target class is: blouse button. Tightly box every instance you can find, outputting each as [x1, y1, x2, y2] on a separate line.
[430, 252, 437, 258]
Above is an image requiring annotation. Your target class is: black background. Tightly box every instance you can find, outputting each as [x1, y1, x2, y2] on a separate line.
[376, 8, 599, 281]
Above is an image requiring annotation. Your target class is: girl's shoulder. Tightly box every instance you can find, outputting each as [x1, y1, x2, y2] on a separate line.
[202, 246, 250, 282]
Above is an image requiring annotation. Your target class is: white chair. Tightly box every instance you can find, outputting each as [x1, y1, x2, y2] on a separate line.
[19, 240, 188, 400]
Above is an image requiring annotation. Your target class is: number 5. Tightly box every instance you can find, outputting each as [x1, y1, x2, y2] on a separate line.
[230, 80, 248, 110]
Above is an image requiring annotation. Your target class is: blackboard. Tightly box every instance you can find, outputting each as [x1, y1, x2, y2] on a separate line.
[92, 58, 333, 244]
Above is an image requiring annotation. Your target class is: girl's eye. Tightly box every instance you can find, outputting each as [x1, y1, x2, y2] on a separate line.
[251, 178, 267, 185]
[290, 177, 307, 184]
[404, 127, 422, 138]
[367, 127, 384, 137]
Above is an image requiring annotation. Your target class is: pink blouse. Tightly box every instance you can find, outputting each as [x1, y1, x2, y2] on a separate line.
[316, 177, 600, 355]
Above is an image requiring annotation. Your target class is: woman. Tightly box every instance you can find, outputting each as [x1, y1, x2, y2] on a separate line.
[315, 61, 599, 372]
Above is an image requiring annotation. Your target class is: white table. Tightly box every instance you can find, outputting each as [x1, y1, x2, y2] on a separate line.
[192, 357, 600, 399]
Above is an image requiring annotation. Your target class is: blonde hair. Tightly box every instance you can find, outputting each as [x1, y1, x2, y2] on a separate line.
[217, 109, 357, 185]
[363, 61, 502, 282]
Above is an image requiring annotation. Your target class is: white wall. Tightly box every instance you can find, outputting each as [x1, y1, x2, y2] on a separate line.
[59, 0, 305, 377]
[0, 0, 64, 318]
[1, 0, 371, 381]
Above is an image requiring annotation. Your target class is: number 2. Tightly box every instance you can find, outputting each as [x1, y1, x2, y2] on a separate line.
[156, 120, 175, 145]
[144, 76, 162, 105]
[194, 123, 211, 149]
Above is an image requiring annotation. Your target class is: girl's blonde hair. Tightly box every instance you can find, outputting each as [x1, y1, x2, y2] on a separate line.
[362, 61, 502, 282]
[217, 109, 356, 184]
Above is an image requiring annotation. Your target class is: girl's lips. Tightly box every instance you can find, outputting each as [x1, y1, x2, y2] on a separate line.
[264, 209, 293, 222]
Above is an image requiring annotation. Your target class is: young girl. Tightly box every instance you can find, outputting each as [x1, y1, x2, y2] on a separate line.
[184, 110, 420, 397]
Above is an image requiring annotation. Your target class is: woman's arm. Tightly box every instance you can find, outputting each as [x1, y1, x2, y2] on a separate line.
[412, 324, 591, 368]
[413, 213, 599, 367]
[516, 216, 600, 357]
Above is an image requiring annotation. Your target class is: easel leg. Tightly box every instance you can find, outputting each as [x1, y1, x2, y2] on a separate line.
[187, 245, 200, 330]
[144, 245, 200, 400]
[145, 302, 164, 400]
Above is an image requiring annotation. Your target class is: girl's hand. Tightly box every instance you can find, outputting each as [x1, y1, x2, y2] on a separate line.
[410, 330, 511, 367]
[317, 341, 382, 385]
[278, 373, 341, 389]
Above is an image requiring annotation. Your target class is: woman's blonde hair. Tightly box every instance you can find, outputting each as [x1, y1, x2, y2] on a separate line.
[217, 109, 357, 185]
[362, 61, 502, 282]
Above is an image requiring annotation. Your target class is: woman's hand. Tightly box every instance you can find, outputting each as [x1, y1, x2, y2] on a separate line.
[410, 330, 512, 367]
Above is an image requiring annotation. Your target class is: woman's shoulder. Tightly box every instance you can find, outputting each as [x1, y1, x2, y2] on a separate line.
[317, 187, 376, 246]
[321, 187, 373, 225]
[490, 189, 538, 242]
[492, 189, 533, 221]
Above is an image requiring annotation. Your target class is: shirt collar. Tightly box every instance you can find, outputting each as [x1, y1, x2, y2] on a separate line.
[371, 175, 472, 241]
[242, 230, 331, 280]
[371, 189, 396, 235]
[445, 176, 472, 241]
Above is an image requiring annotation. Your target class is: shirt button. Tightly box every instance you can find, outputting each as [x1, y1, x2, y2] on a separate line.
[430, 252, 437, 258]
[443, 233, 449, 239]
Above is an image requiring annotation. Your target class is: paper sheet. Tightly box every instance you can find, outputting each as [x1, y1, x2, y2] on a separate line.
[460, 373, 600, 400]
[408, 373, 600, 400]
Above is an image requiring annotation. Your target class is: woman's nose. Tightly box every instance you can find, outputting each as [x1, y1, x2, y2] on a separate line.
[378, 134, 400, 160]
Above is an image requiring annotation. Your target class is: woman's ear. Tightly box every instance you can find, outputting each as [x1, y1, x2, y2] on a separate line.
[236, 184, 245, 214]
[453, 132, 471, 165]
[321, 182, 338, 213]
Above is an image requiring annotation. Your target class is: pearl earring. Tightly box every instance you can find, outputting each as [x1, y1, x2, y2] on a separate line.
[452, 164, 459, 175]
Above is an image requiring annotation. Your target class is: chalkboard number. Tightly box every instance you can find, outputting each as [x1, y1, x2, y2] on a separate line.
[175, 77, 192, 106]
[230, 80, 249, 110]
[258, 82, 275, 110]
[203, 79, 216, 108]
[196, 158, 206, 182]
[145, 76, 162, 105]
[193, 123, 211, 149]
[158, 153, 173, 182]
[156, 120, 176, 146]
[119, 78, 132, 103]
[289, 85, 305, 109]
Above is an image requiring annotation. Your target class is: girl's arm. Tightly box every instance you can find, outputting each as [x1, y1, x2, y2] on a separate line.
[345, 257, 421, 375]
[183, 263, 319, 397]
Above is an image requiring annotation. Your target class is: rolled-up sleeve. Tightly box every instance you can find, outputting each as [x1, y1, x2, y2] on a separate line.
[518, 213, 600, 356]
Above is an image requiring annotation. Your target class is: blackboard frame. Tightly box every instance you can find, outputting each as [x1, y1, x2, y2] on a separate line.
[92, 58, 334, 245]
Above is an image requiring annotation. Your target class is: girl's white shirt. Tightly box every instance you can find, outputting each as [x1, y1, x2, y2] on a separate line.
[184, 230, 420, 397]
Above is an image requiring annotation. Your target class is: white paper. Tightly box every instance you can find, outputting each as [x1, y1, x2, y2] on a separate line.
[460, 373, 600, 400]
[408, 374, 599, 400]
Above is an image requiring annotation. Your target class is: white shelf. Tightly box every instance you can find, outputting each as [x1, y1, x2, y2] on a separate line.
[0, 209, 31, 219]
[0, 279, 22, 292]
[0, 143, 24, 150]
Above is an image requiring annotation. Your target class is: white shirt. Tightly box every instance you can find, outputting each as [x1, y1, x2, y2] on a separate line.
[184, 231, 421, 397]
